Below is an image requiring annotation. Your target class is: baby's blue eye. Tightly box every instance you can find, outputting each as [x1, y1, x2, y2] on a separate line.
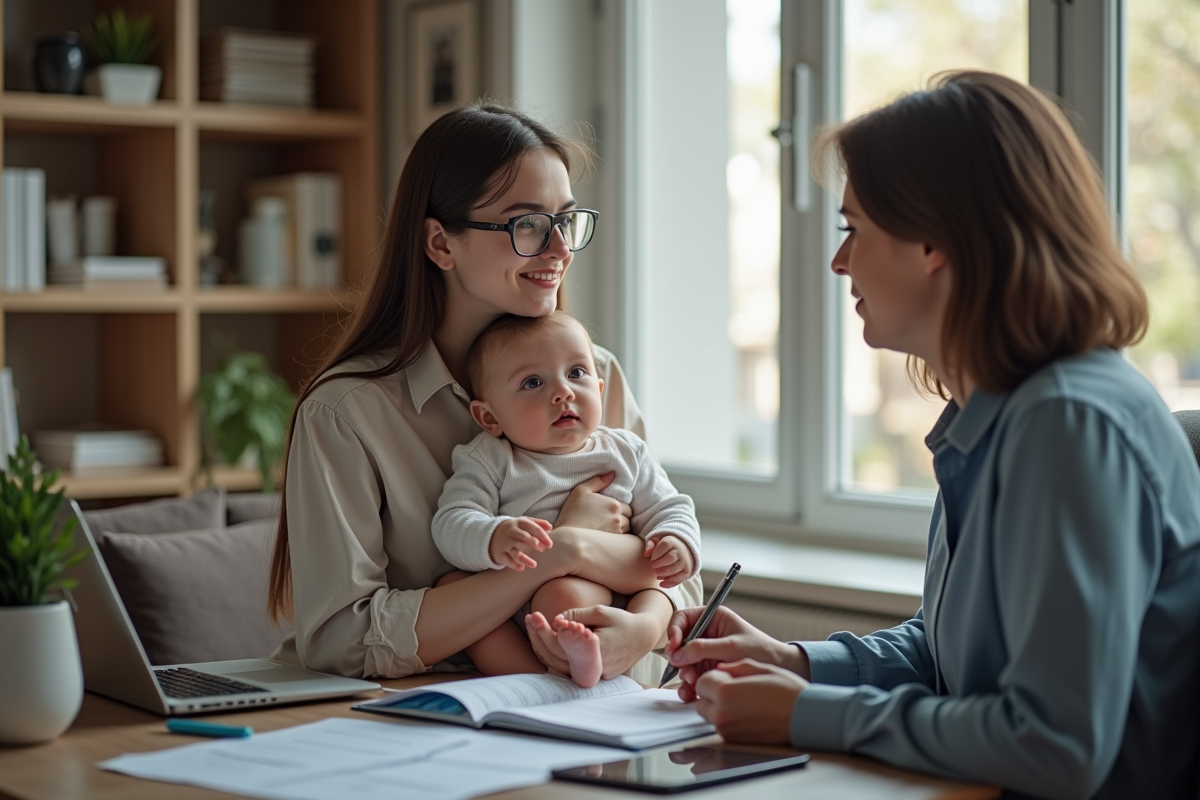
[568, 367, 586, 379]
[521, 376, 543, 390]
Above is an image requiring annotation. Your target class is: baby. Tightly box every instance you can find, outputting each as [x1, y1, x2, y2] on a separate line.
[432, 312, 701, 688]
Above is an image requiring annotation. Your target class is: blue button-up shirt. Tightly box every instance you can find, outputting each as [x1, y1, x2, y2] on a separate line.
[793, 348, 1200, 799]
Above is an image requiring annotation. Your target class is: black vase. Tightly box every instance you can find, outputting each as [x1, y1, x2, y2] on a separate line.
[33, 33, 85, 94]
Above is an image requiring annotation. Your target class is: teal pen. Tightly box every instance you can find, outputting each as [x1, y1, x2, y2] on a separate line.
[167, 719, 253, 738]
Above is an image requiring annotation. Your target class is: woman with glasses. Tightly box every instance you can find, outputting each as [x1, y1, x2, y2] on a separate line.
[264, 104, 702, 684]
[665, 72, 1200, 799]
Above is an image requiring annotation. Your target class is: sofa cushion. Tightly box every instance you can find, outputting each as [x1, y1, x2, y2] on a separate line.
[99, 519, 291, 666]
[84, 486, 226, 537]
[226, 492, 280, 526]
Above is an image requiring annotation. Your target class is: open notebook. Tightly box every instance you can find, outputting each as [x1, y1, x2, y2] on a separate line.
[353, 674, 715, 750]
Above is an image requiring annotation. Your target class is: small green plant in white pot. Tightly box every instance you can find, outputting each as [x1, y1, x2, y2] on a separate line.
[81, 8, 161, 105]
[198, 349, 296, 492]
[0, 436, 89, 745]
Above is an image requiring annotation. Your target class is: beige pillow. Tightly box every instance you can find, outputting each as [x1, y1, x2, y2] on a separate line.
[84, 486, 226, 537]
[99, 519, 291, 666]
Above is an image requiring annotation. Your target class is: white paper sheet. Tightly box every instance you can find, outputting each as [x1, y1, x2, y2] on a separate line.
[101, 717, 628, 800]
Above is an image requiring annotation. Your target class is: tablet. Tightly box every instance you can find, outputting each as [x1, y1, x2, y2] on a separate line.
[552, 745, 810, 794]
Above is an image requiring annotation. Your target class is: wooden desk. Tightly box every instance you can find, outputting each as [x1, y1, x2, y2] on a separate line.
[0, 677, 998, 800]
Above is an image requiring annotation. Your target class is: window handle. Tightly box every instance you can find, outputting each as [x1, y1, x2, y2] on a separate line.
[772, 64, 813, 212]
[792, 64, 813, 212]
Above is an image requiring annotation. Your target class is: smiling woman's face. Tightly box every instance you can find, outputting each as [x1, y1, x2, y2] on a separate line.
[436, 147, 576, 320]
[831, 181, 949, 361]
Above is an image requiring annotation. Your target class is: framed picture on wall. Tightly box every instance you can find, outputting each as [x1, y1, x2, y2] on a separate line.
[408, 0, 481, 138]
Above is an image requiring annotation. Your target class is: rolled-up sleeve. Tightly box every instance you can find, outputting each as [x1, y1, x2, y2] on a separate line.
[789, 400, 1159, 799]
[287, 399, 428, 679]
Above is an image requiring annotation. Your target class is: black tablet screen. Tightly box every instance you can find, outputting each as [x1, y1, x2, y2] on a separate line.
[552, 745, 810, 794]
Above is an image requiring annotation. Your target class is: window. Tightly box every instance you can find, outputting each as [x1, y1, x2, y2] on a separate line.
[839, 0, 1027, 498]
[1126, 1, 1200, 407]
[616, 1, 1122, 548]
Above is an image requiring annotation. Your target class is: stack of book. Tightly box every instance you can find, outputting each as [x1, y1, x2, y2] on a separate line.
[49, 256, 167, 292]
[1, 168, 46, 292]
[33, 427, 164, 472]
[201, 28, 315, 107]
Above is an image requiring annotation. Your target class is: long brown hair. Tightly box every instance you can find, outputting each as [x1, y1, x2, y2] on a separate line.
[267, 104, 586, 622]
[814, 70, 1148, 397]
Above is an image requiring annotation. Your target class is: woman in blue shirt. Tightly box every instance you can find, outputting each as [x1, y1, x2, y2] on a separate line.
[666, 71, 1200, 799]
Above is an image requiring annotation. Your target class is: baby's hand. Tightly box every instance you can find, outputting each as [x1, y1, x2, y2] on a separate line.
[644, 534, 694, 588]
[490, 517, 553, 571]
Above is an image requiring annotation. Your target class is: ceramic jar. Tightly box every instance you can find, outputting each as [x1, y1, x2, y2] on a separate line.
[0, 601, 84, 745]
[33, 33, 86, 94]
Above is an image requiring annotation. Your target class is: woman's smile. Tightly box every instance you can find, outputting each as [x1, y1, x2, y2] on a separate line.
[520, 268, 562, 288]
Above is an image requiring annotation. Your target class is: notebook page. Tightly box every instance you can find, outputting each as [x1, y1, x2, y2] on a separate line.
[379, 673, 642, 722]
[492, 688, 714, 742]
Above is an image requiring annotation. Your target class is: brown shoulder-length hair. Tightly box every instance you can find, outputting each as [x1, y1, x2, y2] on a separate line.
[267, 103, 589, 623]
[813, 70, 1148, 397]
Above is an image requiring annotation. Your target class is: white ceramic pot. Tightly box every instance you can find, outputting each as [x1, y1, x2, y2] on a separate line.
[84, 63, 162, 105]
[0, 600, 84, 745]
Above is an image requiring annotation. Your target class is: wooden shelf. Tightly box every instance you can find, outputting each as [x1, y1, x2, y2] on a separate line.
[194, 103, 365, 141]
[1, 0, 380, 503]
[54, 467, 184, 500]
[208, 466, 264, 493]
[194, 287, 353, 313]
[0, 92, 180, 133]
[0, 288, 181, 313]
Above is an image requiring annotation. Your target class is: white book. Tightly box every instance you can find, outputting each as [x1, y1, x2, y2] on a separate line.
[0, 368, 17, 470]
[50, 256, 166, 281]
[246, 172, 341, 289]
[33, 428, 163, 470]
[3, 169, 25, 291]
[354, 674, 715, 750]
[24, 168, 45, 292]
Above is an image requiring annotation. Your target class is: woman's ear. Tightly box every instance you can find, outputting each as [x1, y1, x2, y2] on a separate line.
[470, 400, 504, 437]
[923, 243, 949, 276]
[424, 218, 455, 271]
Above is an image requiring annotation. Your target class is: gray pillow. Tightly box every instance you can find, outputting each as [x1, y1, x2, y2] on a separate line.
[99, 519, 292, 666]
[226, 492, 280, 526]
[84, 486, 226, 537]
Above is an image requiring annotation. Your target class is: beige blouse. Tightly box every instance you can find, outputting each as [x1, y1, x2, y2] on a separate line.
[273, 342, 704, 683]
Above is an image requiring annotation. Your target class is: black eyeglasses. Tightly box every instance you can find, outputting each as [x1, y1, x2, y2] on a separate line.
[456, 209, 599, 257]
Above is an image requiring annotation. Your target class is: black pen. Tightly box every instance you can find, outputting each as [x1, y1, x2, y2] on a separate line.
[658, 562, 741, 688]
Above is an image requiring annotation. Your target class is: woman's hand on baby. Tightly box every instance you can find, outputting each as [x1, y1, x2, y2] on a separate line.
[557, 472, 633, 534]
[489, 517, 553, 570]
[644, 534, 693, 588]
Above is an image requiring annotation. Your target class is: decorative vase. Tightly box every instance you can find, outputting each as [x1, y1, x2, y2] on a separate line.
[33, 33, 86, 94]
[83, 63, 162, 105]
[0, 601, 84, 745]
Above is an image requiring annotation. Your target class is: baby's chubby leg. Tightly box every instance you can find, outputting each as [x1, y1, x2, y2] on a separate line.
[434, 570, 544, 675]
[528, 577, 612, 688]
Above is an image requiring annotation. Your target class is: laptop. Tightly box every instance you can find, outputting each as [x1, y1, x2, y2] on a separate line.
[60, 499, 380, 715]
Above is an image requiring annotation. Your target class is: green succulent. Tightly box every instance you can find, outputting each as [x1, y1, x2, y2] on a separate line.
[198, 350, 296, 492]
[0, 436, 88, 607]
[82, 8, 160, 65]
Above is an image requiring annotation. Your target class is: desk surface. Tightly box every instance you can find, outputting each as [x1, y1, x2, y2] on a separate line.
[0, 677, 998, 800]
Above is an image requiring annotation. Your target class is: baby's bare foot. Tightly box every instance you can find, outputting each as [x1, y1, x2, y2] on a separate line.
[553, 614, 602, 688]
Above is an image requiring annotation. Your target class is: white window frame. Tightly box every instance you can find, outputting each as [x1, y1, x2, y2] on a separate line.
[605, 0, 1121, 551]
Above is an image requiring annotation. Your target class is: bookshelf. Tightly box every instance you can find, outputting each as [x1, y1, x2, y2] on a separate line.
[0, 0, 379, 499]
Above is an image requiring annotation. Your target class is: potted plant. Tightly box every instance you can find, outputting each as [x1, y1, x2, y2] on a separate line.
[198, 348, 296, 492]
[0, 436, 88, 745]
[81, 9, 161, 105]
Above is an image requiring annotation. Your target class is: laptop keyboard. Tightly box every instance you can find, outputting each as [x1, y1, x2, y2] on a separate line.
[154, 667, 270, 699]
